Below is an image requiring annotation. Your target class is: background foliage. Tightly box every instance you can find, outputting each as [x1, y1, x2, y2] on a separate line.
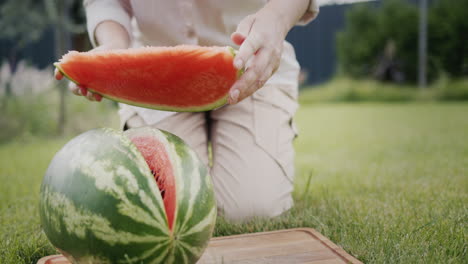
[337, 0, 468, 83]
[300, 77, 468, 104]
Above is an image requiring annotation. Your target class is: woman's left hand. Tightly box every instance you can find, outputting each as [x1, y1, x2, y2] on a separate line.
[228, 0, 310, 104]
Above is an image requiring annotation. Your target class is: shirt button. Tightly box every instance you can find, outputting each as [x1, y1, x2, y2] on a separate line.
[186, 26, 196, 38]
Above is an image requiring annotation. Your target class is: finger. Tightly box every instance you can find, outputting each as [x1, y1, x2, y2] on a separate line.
[93, 93, 103, 102]
[234, 33, 263, 70]
[238, 52, 275, 102]
[229, 69, 259, 104]
[229, 48, 271, 104]
[86, 90, 96, 101]
[54, 68, 63, 80]
[231, 33, 246, 46]
[241, 68, 273, 102]
[231, 15, 255, 46]
[244, 63, 276, 99]
[241, 46, 282, 101]
[79, 86, 88, 96]
[68, 82, 81, 96]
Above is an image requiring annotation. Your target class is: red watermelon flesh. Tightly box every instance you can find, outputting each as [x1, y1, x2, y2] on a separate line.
[129, 135, 176, 230]
[55, 46, 239, 112]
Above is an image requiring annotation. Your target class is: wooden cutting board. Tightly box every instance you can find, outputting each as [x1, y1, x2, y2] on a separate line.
[37, 228, 362, 264]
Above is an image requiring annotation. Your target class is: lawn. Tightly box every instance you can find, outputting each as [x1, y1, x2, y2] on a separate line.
[1, 103, 467, 263]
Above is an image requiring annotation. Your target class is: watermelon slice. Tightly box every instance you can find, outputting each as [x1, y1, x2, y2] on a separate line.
[54, 45, 240, 112]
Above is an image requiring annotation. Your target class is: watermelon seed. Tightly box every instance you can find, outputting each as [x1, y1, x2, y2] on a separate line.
[151, 169, 166, 199]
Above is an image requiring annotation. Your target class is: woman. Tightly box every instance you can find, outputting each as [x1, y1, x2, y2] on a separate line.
[56, 0, 319, 221]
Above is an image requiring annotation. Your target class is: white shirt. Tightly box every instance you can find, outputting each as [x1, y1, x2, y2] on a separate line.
[84, 0, 319, 125]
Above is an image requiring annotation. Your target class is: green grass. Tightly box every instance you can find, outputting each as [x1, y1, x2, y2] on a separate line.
[0, 88, 120, 143]
[1, 103, 467, 263]
[0, 139, 67, 263]
[299, 77, 468, 103]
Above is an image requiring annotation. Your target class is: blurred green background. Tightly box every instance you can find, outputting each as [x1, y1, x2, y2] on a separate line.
[0, 0, 466, 263]
[0, 0, 467, 141]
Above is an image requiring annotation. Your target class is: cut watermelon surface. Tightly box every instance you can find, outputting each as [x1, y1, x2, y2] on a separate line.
[128, 134, 177, 230]
[55, 46, 239, 112]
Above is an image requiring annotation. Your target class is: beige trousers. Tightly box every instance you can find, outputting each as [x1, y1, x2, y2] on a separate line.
[124, 84, 298, 221]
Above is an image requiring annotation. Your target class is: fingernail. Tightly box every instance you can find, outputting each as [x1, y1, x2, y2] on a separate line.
[234, 59, 243, 69]
[230, 89, 240, 104]
[55, 71, 63, 80]
[94, 94, 102, 102]
[80, 87, 87, 96]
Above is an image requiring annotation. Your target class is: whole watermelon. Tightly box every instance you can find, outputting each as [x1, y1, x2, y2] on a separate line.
[39, 127, 216, 264]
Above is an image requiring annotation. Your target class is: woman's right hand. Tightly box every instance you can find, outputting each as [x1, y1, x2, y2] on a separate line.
[54, 45, 118, 102]
[54, 21, 131, 102]
[54, 68, 102, 102]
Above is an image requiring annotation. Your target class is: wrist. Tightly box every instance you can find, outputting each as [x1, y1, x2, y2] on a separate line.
[264, 0, 310, 33]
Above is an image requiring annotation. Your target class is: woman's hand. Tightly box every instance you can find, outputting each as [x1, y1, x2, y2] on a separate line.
[228, 0, 310, 104]
[54, 48, 101, 102]
[54, 45, 118, 102]
[54, 20, 130, 102]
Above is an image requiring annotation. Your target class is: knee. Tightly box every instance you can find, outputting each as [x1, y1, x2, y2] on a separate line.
[217, 191, 293, 222]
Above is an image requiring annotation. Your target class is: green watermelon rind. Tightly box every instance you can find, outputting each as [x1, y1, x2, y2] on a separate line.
[54, 46, 244, 112]
[39, 128, 216, 264]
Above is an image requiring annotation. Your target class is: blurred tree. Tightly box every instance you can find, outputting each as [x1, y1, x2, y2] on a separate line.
[428, 0, 468, 78]
[44, 0, 86, 135]
[336, 2, 380, 79]
[0, 0, 86, 134]
[337, 0, 422, 83]
[0, 0, 48, 96]
[337, 0, 467, 84]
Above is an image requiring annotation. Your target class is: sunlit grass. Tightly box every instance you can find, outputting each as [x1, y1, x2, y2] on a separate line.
[1, 103, 467, 263]
[299, 77, 468, 103]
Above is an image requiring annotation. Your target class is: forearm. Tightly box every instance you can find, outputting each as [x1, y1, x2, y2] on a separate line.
[55, 20, 130, 102]
[95, 21, 131, 49]
[262, 0, 311, 35]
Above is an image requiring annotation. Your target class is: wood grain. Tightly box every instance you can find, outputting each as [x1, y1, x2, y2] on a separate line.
[198, 228, 362, 264]
[37, 228, 362, 264]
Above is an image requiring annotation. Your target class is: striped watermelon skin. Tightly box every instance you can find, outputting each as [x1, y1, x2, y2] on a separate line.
[39, 128, 216, 264]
